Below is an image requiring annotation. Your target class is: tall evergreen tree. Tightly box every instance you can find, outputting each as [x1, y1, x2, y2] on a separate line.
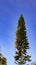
[14, 15, 31, 65]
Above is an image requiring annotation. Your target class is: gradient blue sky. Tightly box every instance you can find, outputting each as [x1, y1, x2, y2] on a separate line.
[0, 0, 36, 65]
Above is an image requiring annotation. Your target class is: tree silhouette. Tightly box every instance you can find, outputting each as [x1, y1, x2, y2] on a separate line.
[14, 15, 31, 65]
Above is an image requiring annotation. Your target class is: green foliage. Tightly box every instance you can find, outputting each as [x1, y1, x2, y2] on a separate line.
[15, 15, 31, 65]
[0, 53, 7, 65]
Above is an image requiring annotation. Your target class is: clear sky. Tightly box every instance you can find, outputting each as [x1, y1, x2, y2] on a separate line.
[0, 0, 36, 65]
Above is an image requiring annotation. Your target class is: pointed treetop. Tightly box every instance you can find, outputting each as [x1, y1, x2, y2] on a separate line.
[18, 14, 25, 23]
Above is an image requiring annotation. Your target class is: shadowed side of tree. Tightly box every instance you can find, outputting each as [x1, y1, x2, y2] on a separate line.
[14, 15, 31, 65]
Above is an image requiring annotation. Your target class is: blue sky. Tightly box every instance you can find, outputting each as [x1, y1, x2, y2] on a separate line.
[0, 0, 36, 65]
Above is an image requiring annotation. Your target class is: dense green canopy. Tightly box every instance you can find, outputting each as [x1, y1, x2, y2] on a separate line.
[15, 15, 31, 65]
